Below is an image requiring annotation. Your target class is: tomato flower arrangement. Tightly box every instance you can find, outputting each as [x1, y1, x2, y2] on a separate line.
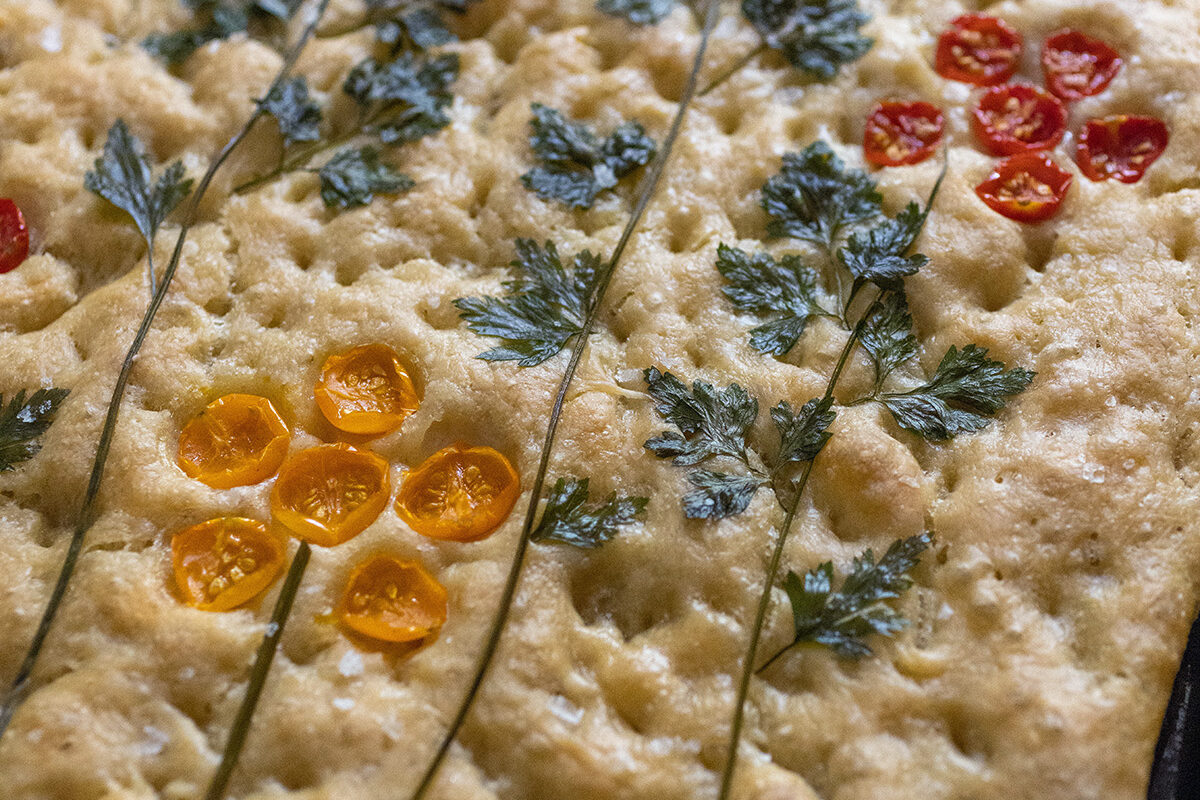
[878, 14, 1171, 224]
[169, 343, 519, 649]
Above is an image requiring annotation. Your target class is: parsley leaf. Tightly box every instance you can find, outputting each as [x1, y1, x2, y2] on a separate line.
[771, 396, 834, 467]
[596, 0, 678, 25]
[778, 532, 929, 660]
[859, 291, 917, 390]
[521, 104, 657, 209]
[316, 146, 414, 209]
[683, 469, 762, 520]
[741, 0, 872, 80]
[716, 243, 825, 356]
[643, 367, 758, 467]
[881, 344, 1035, 440]
[532, 477, 648, 548]
[84, 120, 193, 291]
[260, 77, 322, 150]
[838, 202, 929, 291]
[761, 141, 880, 250]
[343, 52, 459, 144]
[0, 388, 69, 472]
[455, 239, 606, 366]
[376, 8, 455, 53]
[143, 0, 299, 64]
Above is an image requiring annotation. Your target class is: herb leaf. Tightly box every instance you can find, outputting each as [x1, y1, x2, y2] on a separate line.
[84, 120, 193, 255]
[683, 469, 762, 520]
[839, 202, 929, 291]
[596, 0, 677, 25]
[716, 243, 825, 356]
[0, 389, 69, 472]
[881, 344, 1035, 440]
[643, 367, 758, 466]
[260, 76, 322, 149]
[521, 104, 657, 209]
[771, 396, 835, 467]
[455, 239, 606, 366]
[316, 146, 414, 209]
[343, 52, 460, 144]
[780, 532, 929, 660]
[859, 291, 917, 389]
[377, 8, 453, 53]
[741, 0, 872, 80]
[142, 0, 299, 64]
[762, 141, 881, 250]
[532, 477, 648, 548]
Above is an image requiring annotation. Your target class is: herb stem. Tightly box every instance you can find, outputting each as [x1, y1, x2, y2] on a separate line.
[0, 0, 330, 744]
[203, 543, 312, 800]
[699, 43, 768, 97]
[715, 299, 874, 800]
[234, 128, 356, 194]
[407, 3, 721, 798]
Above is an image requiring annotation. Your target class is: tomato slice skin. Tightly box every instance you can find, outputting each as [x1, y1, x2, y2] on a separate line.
[972, 84, 1067, 156]
[338, 554, 448, 643]
[0, 199, 30, 274]
[314, 343, 420, 436]
[1041, 30, 1122, 101]
[863, 101, 945, 167]
[935, 14, 1023, 86]
[177, 394, 291, 489]
[395, 442, 521, 543]
[171, 517, 286, 612]
[1076, 115, 1169, 183]
[976, 152, 1073, 223]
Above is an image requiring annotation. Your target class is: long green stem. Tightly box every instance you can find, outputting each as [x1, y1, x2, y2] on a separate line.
[202, 543, 312, 800]
[0, 0, 330, 744]
[715, 300, 876, 800]
[406, 4, 721, 798]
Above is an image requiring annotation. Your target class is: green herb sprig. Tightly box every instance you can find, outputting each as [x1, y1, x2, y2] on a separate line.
[598, 0, 872, 95]
[521, 103, 658, 209]
[0, 389, 70, 473]
[406, 4, 721, 799]
[143, 0, 301, 65]
[638, 141, 1032, 800]
[235, 49, 458, 210]
[316, 0, 479, 45]
[85, 120, 194, 296]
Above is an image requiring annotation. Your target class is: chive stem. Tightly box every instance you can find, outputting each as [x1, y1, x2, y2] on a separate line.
[406, 3, 722, 798]
[202, 543, 312, 800]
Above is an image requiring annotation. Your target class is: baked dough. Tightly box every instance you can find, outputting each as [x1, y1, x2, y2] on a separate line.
[1, 0, 1199, 798]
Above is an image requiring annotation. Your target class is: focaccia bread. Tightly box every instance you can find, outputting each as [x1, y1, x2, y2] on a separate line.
[1, 0, 1199, 798]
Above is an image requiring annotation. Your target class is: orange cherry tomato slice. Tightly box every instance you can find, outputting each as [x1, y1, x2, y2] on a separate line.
[271, 443, 391, 546]
[0, 199, 30, 274]
[1041, 30, 1122, 102]
[171, 517, 286, 612]
[935, 14, 1022, 86]
[863, 101, 945, 167]
[975, 152, 1073, 223]
[177, 394, 291, 489]
[1075, 115, 1169, 184]
[972, 84, 1067, 156]
[314, 343, 420, 436]
[395, 443, 520, 542]
[339, 554, 448, 643]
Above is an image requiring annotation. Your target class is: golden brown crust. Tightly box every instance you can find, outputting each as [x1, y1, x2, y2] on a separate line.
[1, 0, 1199, 798]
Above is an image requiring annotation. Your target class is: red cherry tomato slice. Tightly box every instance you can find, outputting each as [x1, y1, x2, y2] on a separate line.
[1075, 115, 1169, 183]
[935, 14, 1022, 86]
[972, 84, 1067, 156]
[975, 152, 1073, 223]
[0, 199, 29, 274]
[863, 101, 945, 167]
[1041, 30, 1122, 101]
